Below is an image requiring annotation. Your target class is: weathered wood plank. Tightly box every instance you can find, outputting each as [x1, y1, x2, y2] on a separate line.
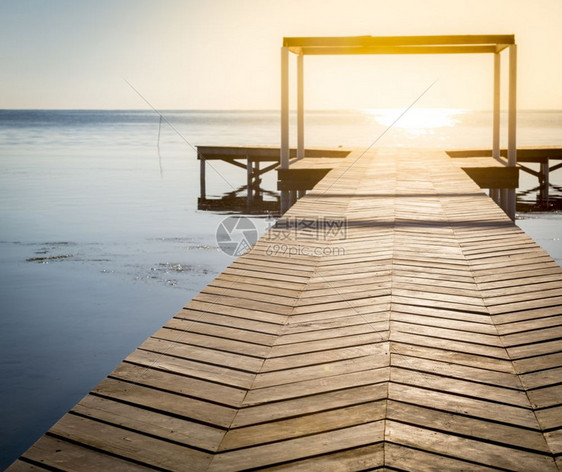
[386, 421, 556, 472]
[208, 421, 384, 471]
[50, 414, 213, 471]
[19, 435, 156, 471]
[92, 378, 237, 428]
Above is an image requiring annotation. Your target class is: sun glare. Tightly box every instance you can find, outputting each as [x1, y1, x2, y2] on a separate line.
[367, 108, 464, 133]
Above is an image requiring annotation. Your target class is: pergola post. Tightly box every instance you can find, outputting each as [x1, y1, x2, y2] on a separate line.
[493, 52, 500, 160]
[297, 52, 304, 160]
[280, 46, 290, 213]
[506, 44, 517, 219]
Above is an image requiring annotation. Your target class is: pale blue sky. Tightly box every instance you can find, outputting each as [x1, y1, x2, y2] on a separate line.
[1, 0, 561, 110]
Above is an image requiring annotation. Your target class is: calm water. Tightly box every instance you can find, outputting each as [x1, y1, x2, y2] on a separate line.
[0, 109, 561, 467]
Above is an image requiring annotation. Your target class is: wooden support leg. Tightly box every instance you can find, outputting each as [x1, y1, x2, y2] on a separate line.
[247, 157, 253, 209]
[490, 188, 500, 204]
[539, 161, 550, 203]
[200, 157, 206, 200]
[254, 161, 260, 200]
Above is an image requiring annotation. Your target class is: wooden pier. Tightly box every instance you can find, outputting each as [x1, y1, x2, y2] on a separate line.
[10, 147, 562, 471]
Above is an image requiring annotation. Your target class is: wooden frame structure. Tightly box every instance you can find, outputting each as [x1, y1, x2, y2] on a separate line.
[280, 35, 518, 217]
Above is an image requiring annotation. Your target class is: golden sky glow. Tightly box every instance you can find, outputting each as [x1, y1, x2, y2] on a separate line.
[1, 0, 561, 110]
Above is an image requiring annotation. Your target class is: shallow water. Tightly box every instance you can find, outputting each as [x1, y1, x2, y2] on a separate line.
[0, 109, 560, 467]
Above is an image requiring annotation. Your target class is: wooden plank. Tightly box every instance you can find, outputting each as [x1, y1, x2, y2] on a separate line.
[243, 368, 388, 406]
[387, 400, 550, 453]
[385, 421, 556, 472]
[151, 327, 271, 358]
[73, 395, 225, 452]
[109, 362, 247, 407]
[125, 349, 254, 389]
[19, 435, 155, 471]
[220, 401, 385, 450]
[232, 383, 388, 428]
[390, 331, 509, 359]
[385, 443, 500, 472]
[254, 354, 388, 389]
[49, 414, 213, 471]
[391, 367, 529, 407]
[388, 383, 539, 429]
[165, 317, 276, 346]
[139, 338, 264, 373]
[207, 421, 384, 471]
[92, 378, 237, 428]
[262, 342, 389, 372]
[262, 444, 384, 471]
[391, 355, 522, 389]
[5, 462, 52, 472]
[175, 309, 283, 335]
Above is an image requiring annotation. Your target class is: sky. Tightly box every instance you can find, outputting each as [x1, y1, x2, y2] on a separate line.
[1, 0, 561, 110]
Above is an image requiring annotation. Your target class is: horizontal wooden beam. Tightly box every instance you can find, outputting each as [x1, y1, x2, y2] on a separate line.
[461, 166, 519, 188]
[283, 34, 515, 49]
[299, 45, 497, 55]
[448, 147, 562, 163]
[277, 168, 332, 190]
[197, 145, 350, 160]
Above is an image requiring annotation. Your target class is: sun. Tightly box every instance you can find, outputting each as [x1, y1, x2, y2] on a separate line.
[367, 108, 464, 134]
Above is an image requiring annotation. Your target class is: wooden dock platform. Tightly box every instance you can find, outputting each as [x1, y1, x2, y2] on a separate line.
[10, 148, 562, 471]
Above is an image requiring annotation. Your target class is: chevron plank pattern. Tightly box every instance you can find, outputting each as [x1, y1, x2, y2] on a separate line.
[9, 148, 562, 471]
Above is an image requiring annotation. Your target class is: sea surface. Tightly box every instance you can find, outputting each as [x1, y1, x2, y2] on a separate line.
[0, 109, 561, 467]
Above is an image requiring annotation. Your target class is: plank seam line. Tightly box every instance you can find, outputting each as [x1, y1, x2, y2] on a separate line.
[389, 340, 511, 361]
[147, 335, 268, 359]
[233, 441, 385, 472]
[17, 456, 68, 472]
[121, 360, 252, 390]
[387, 398, 541, 432]
[176, 309, 285, 328]
[508, 349, 562, 361]
[504, 336, 562, 349]
[171, 316, 279, 336]
[136, 347, 261, 374]
[391, 317, 496, 331]
[390, 351, 513, 373]
[215, 420, 385, 454]
[389, 299, 490, 315]
[41, 431, 171, 472]
[155, 327, 272, 348]
[67, 410, 219, 454]
[386, 418, 553, 457]
[229, 396, 388, 429]
[88, 392, 229, 430]
[392, 325, 505, 344]
[389, 364, 524, 392]
[104, 375, 244, 408]
[384, 440, 525, 472]
[248, 368, 389, 392]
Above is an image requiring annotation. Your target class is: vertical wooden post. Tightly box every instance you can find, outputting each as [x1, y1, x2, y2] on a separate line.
[247, 157, 253, 209]
[493, 52, 501, 160]
[506, 44, 517, 220]
[200, 155, 206, 200]
[297, 52, 304, 160]
[540, 161, 550, 203]
[281, 46, 290, 213]
[254, 160, 260, 200]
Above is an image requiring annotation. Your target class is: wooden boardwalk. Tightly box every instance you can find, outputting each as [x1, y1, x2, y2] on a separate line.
[10, 148, 562, 471]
